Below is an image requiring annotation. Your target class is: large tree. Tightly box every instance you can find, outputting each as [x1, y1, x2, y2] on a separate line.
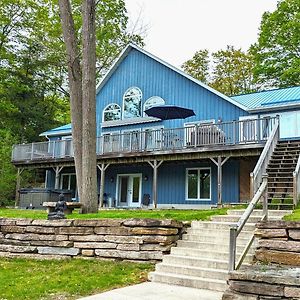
[251, 0, 300, 88]
[0, 0, 143, 205]
[210, 46, 256, 96]
[181, 49, 210, 83]
[182, 46, 256, 95]
[58, 0, 98, 213]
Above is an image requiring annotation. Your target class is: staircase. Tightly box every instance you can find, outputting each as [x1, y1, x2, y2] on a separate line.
[266, 140, 300, 209]
[149, 209, 290, 292]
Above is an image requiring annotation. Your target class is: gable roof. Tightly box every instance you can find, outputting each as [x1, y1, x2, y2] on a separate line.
[96, 43, 249, 111]
[232, 86, 300, 112]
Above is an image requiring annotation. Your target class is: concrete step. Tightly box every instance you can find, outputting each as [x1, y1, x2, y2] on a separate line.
[170, 247, 254, 261]
[226, 209, 291, 217]
[211, 215, 283, 223]
[148, 271, 227, 292]
[190, 221, 256, 231]
[181, 232, 252, 243]
[155, 263, 228, 281]
[162, 255, 229, 270]
[184, 229, 254, 240]
[176, 240, 256, 253]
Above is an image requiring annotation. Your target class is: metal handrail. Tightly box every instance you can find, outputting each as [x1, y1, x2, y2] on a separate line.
[250, 116, 279, 198]
[229, 175, 268, 272]
[293, 153, 300, 207]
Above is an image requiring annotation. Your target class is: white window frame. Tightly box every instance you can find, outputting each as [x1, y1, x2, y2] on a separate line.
[185, 167, 211, 201]
[143, 96, 165, 117]
[122, 87, 142, 119]
[102, 103, 121, 122]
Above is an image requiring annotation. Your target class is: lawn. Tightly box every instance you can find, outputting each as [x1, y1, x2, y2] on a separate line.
[283, 206, 300, 221]
[0, 207, 231, 221]
[0, 257, 153, 300]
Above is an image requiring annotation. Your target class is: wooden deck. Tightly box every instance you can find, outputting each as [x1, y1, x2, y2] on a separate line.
[12, 118, 276, 168]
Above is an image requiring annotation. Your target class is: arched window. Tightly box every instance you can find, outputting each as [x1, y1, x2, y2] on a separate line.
[144, 96, 165, 116]
[103, 103, 121, 122]
[123, 87, 142, 119]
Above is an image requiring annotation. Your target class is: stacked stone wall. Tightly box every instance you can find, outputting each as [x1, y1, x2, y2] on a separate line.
[224, 221, 300, 300]
[0, 218, 186, 261]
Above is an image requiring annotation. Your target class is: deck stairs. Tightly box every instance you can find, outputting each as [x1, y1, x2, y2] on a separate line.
[266, 140, 300, 209]
[149, 209, 290, 292]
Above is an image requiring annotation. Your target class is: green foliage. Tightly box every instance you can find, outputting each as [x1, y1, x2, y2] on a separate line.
[210, 46, 256, 95]
[181, 49, 210, 83]
[0, 207, 229, 221]
[182, 46, 256, 95]
[0, 0, 143, 202]
[0, 130, 17, 205]
[251, 0, 300, 88]
[0, 258, 153, 300]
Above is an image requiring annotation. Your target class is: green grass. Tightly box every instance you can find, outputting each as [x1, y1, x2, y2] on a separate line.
[0, 258, 153, 300]
[0, 207, 231, 221]
[283, 203, 300, 221]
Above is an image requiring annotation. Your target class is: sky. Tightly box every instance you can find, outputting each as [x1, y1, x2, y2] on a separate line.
[124, 0, 278, 68]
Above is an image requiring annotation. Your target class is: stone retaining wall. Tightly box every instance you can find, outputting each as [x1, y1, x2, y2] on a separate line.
[0, 218, 186, 261]
[255, 220, 300, 266]
[223, 221, 300, 300]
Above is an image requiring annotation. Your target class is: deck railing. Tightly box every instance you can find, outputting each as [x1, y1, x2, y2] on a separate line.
[250, 116, 279, 198]
[293, 153, 300, 207]
[12, 117, 276, 162]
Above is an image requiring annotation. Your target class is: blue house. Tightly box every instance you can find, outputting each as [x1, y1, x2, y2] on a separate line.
[12, 44, 300, 209]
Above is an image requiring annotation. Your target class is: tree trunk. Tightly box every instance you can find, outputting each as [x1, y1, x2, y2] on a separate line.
[81, 0, 98, 213]
[58, 0, 83, 200]
[58, 0, 98, 212]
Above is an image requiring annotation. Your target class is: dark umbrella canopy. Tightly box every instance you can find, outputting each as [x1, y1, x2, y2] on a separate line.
[144, 105, 195, 120]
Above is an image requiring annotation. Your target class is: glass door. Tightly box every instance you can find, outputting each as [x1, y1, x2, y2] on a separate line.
[117, 174, 142, 207]
[60, 173, 77, 199]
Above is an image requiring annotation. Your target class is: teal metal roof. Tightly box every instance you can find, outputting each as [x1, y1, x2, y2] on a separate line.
[40, 123, 72, 137]
[232, 86, 300, 110]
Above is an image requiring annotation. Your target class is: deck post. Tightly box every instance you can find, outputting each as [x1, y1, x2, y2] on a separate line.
[97, 163, 110, 208]
[53, 166, 64, 189]
[148, 160, 163, 209]
[15, 168, 24, 207]
[210, 156, 230, 206]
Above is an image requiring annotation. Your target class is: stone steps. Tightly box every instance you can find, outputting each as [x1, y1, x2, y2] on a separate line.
[171, 247, 254, 261]
[149, 272, 227, 292]
[226, 209, 290, 217]
[149, 209, 289, 293]
[155, 263, 228, 281]
[176, 240, 255, 252]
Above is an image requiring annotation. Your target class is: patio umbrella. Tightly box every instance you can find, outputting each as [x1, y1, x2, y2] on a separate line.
[144, 105, 195, 120]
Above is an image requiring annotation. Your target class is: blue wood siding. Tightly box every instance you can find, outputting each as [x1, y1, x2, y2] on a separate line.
[96, 49, 248, 135]
[102, 160, 240, 205]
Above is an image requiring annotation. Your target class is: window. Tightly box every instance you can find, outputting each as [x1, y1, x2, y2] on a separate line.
[123, 87, 142, 119]
[186, 168, 211, 200]
[144, 96, 165, 116]
[103, 103, 121, 122]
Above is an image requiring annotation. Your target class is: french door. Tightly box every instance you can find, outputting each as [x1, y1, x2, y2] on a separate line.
[117, 174, 142, 207]
[60, 173, 77, 199]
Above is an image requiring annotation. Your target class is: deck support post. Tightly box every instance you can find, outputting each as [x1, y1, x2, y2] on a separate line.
[148, 160, 163, 209]
[15, 168, 24, 207]
[97, 163, 110, 208]
[210, 156, 230, 206]
[53, 166, 64, 189]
